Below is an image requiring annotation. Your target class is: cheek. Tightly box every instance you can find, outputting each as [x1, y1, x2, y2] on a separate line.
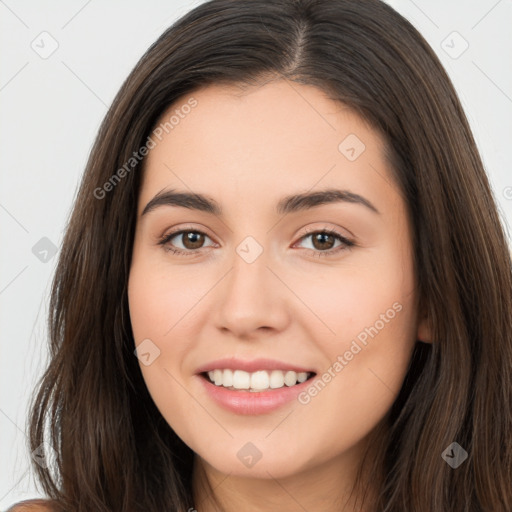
[300, 247, 417, 423]
[128, 259, 199, 435]
[127, 253, 212, 394]
[128, 254, 206, 343]
[293, 297, 416, 465]
[298, 257, 414, 347]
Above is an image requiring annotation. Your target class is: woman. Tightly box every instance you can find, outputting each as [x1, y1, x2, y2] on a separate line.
[9, 0, 512, 510]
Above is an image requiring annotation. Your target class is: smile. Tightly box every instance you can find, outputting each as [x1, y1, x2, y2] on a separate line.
[204, 369, 313, 391]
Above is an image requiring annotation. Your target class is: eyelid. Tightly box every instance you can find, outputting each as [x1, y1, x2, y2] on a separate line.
[159, 223, 214, 240]
[298, 224, 354, 240]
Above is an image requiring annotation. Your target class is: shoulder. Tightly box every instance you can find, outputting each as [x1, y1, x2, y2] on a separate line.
[6, 499, 57, 511]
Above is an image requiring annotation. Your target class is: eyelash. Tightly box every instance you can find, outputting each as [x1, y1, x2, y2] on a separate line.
[157, 226, 355, 258]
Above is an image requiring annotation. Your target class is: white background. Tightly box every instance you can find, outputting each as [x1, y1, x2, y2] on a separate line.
[1, 0, 511, 508]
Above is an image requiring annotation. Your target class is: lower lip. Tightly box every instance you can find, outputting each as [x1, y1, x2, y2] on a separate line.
[197, 374, 314, 415]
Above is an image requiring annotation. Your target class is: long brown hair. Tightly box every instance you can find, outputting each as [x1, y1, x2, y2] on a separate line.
[25, 0, 512, 510]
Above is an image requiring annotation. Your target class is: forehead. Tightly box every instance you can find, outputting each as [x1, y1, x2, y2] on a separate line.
[139, 79, 396, 216]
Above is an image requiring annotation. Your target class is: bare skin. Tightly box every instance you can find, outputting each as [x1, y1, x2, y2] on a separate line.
[128, 78, 432, 512]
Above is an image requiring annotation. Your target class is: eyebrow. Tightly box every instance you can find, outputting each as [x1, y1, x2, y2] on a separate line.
[141, 188, 380, 217]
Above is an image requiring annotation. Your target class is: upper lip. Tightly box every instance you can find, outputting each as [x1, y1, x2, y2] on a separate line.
[195, 357, 316, 374]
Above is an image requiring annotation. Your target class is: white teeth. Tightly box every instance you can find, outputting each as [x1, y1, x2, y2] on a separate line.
[284, 370, 297, 386]
[250, 370, 269, 390]
[213, 369, 223, 386]
[269, 370, 284, 389]
[205, 369, 311, 391]
[297, 372, 307, 383]
[223, 368, 233, 387]
[233, 370, 250, 389]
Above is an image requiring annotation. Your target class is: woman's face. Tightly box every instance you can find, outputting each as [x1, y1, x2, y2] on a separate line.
[128, 79, 430, 483]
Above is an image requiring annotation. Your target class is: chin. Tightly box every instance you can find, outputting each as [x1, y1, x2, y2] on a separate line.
[196, 442, 315, 480]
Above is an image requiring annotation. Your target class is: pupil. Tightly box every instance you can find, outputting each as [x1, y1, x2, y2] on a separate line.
[314, 233, 333, 250]
[185, 231, 203, 248]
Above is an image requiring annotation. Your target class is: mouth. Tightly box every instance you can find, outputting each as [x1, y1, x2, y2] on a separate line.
[195, 358, 318, 414]
[200, 369, 316, 392]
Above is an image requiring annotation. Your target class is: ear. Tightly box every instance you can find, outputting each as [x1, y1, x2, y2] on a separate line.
[416, 309, 433, 344]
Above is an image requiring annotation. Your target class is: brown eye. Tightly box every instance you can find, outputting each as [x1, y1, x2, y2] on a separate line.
[179, 231, 206, 250]
[159, 229, 215, 256]
[311, 232, 336, 251]
[296, 229, 354, 257]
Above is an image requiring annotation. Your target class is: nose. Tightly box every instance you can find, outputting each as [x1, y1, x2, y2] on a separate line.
[213, 243, 290, 340]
